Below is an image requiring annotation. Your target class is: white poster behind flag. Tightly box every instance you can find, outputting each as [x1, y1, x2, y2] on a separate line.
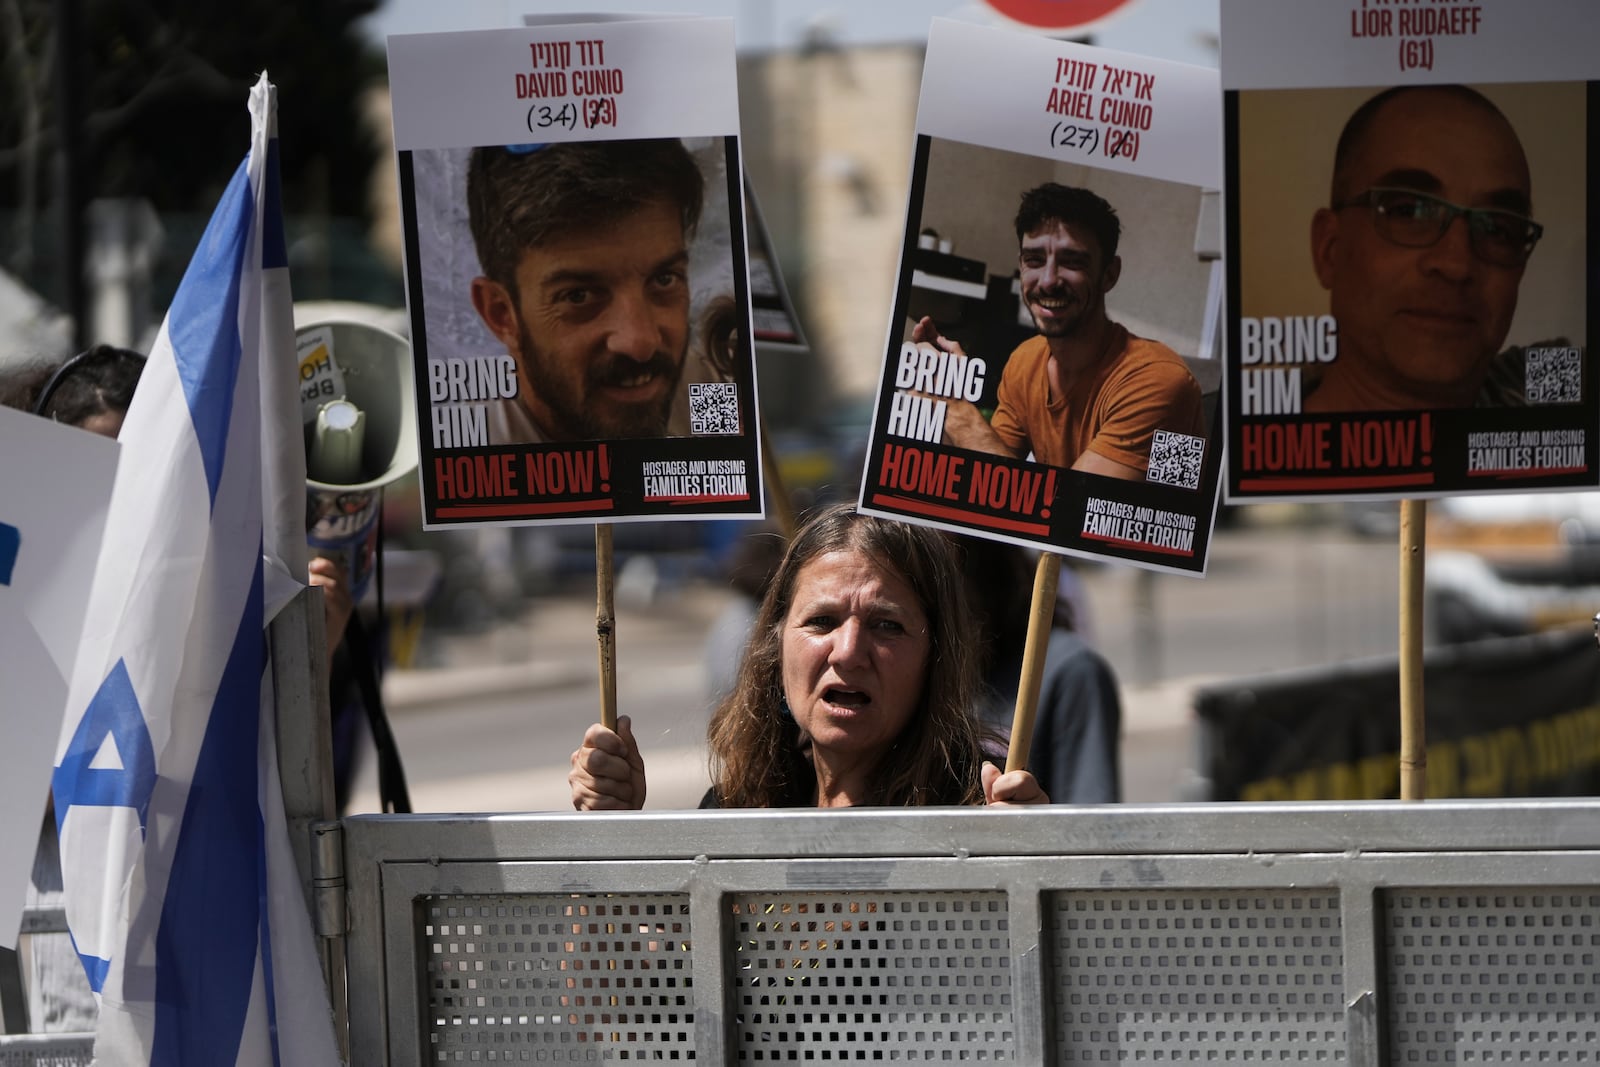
[0, 407, 116, 949]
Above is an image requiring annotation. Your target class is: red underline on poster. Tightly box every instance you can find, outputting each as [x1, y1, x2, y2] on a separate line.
[1467, 466, 1587, 479]
[1081, 532, 1194, 558]
[435, 499, 616, 518]
[1238, 473, 1435, 491]
[871, 493, 1050, 537]
[646, 494, 751, 504]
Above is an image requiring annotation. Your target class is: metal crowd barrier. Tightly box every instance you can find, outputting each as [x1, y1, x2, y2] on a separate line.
[334, 799, 1600, 1065]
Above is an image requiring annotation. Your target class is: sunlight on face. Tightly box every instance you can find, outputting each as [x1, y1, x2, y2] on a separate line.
[781, 549, 931, 771]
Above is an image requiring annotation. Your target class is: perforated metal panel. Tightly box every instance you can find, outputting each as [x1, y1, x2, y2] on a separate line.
[1385, 888, 1600, 1064]
[1050, 890, 1347, 1062]
[420, 893, 695, 1062]
[339, 804, 1600, 1066]
[729, 892, 1014, 1061]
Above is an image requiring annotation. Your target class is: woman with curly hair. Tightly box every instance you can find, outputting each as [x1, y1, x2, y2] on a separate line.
[570, 504, 1048, 809]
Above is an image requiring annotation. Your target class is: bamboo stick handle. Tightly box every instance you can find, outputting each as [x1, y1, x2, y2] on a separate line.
[1398, 499, 1426, 800]
[595, 523, 617, 732]
[1007, 552, 1062, 774]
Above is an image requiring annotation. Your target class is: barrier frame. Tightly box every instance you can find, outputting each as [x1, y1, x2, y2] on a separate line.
[339, 799, 1600, 1065]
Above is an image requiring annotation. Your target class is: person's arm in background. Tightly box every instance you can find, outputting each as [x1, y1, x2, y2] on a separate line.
[1031, 630, 1122, 803]
[308, 555, 354, 664]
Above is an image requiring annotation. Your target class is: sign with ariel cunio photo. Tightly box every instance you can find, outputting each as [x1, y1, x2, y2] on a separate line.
[858, 18, 1227, 574]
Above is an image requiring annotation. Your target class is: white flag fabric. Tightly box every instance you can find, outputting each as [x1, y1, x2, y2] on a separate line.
[50, 73, 337, 1065]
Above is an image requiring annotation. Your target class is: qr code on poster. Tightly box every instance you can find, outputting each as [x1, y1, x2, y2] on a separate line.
[1525, 347, 1582, 405]
[1146, 430, 1204, 490]
[689, 382, 740, 435]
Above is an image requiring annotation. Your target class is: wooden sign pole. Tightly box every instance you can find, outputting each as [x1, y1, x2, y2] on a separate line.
[1007, 552, 1062, 774]
[1398, 499, 1427, 800]
[595, 523, 618, 731]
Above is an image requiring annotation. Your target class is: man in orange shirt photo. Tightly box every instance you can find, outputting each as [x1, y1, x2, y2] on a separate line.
[913, 183, 1204, 481]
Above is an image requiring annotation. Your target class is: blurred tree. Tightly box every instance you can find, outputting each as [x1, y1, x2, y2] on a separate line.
[0, 0, 384, 291]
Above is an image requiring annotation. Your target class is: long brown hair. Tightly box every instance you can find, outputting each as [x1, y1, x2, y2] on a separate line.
[706, 504, 990, 807]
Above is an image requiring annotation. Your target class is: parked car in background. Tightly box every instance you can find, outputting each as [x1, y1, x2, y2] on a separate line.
[1424, 494, 1600, 644]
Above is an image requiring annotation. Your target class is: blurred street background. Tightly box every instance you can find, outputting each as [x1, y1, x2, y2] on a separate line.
[354, 504, 1408, 813]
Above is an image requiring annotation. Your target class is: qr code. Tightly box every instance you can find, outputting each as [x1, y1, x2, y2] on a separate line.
[1525, 347, 1582, 405]
[689, 382, 740, 435]
[1146, 429, 1204, 490]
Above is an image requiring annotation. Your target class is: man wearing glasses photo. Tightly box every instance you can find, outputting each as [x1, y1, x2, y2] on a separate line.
[1305, 84, 1543, 412]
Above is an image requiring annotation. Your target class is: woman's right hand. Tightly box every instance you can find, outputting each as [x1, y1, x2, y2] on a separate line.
[569, 715, 647, 810]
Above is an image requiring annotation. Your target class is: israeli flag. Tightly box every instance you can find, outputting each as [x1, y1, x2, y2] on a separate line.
[50, 74, 338, 1065]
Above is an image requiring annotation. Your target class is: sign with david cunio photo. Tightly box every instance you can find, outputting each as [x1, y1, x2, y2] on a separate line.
[1222, 0, 1596, 502]
[857, 18, 1226, 574]
[387, 17, 763, 528]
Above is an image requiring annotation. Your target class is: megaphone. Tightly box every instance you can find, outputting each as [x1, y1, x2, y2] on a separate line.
[295, 315, 418, 602]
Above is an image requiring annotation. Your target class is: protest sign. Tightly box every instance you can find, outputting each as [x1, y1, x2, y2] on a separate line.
[1222, 0, 1596, 501]
[745, 178, 807, 353]
[858, 18, 1226, 574]
[0, 408, 116, 948]
[387, 17, 763, 528]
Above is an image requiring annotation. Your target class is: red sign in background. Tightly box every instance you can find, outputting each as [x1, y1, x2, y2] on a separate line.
[983, 0, 1137, 30]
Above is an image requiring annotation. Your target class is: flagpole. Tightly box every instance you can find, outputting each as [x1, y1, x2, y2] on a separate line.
[1006, 552, 1061, 774]
[1399, 499, 1426, 799]
[596, 524, 618, 731]
[51, 73, 342, 1062]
